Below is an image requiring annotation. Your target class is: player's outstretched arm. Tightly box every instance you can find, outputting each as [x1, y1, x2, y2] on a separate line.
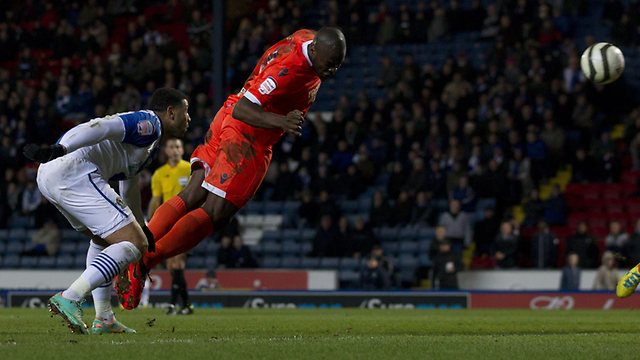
[23, 116, 126, 163]
[232, 97, 304, 136]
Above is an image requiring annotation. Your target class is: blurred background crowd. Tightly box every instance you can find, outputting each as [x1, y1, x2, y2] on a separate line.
[2, 0, 640, 289]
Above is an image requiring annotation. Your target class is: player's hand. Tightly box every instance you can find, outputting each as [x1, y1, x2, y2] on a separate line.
[23, 144, 66, 163]
[282, 110, 305, 136]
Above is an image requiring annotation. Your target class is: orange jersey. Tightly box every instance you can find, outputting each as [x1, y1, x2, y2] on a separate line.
[224, 29, 321, 145]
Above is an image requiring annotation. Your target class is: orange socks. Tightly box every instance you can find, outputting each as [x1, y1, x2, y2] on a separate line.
[147, 196, 188, 240]
[145, 208, 214, 269]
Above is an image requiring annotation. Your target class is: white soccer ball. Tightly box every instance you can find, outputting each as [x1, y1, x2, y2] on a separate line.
[580, 42, 625, 85]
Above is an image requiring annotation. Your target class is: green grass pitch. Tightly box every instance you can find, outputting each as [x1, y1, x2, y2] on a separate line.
[1, 308, 640, 359]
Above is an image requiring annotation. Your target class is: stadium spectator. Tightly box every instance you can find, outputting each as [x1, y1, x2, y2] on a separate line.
[310, 215, 339, 258]
[196, 270, 219, 291]
[531, 221, 559, 268]
[605, 220, 629, 255]
[371, 244, 396, 286]
[351, 217, 378, 259]
[360, 256, 391, 290]
[566, 221, 600, 269]
[438, 199, 472, 256]
[523, 189, 545, 227]
[593, 251, 619, 290]
[560, 253, 581, 290]
[494, 221, 519, 269]
[450, 175, 476, 212]
[543, 185, 567, 226]
[230, 235, 258, 269]
[216, 236, 233, 269]
[473, 207, 500, 256]
[410, 191, 435, 226]
[21, 220, 60, 257]
[369, 191, 393, 227]
[625, 219, 640, 267]
[431, 240, 461, 290]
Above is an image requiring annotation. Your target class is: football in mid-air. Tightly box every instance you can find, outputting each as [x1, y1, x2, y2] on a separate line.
[580, 42, 625, 85]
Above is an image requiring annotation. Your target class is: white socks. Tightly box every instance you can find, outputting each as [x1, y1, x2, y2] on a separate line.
[62, 241, 141, 319]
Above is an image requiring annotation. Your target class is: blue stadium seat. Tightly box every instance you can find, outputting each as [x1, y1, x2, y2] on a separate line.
[8, 228, 27, 241]
[3, 255, 20, 268]
[61, 229, 78, 240]
[282, 228, 299, 242]
[319, 257, 340, 269]
[205, 241, 219, 254]
[6, 241, 24, 254]
[192, 240, 208, 255]
[245, 202, 263, 214]
[416, 228, 435, 241]
[299, 242, 312, 255]
[0, 242, 6, 254]
[264, 201, 283, 214]
[76, 242, 90, 255]
[340, 257, 360, 271]
[398, 255, 419, 271]
[281, 241, 300, 255]
[261, 229, 281, 243]
[397, 227, 418, 240]
[338, 270, 360, 288]
[418, 255, 431, 267]
[300, 257, 319, 269]
[56, 255, 74, 269]
[281, 256, 300, 268]
[261, 256, 281, 268]
[59, 242, 77, 255]
[418, 240, 431, 253]
[477, 198, 497, 211]
[187, 256, 205, 269]
[399, 270, 416, 285]
[382, 241, 399, 256]
[38, 256, 56, 268]
[74, 254, 86, 268]
[376, 227, 398, 241]
[283, 201, 301, 213]
[300, 228, 315, 241]
[204, 256, 218, 269]
[20, 256, 38, 268]
[262, 242, 282, 256]
[0, 229, 8, 241]
[399, 241, 419, 254]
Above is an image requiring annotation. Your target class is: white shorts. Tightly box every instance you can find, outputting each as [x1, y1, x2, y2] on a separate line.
[37, 156, 135, 239]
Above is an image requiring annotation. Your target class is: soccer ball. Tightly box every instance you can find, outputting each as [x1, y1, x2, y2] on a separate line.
[580, 42, 625, 85]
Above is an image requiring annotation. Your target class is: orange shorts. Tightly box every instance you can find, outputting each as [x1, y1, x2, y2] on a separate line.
[191, 107, 273, 208]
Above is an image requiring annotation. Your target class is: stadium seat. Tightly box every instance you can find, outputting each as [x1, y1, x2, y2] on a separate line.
[282, 228, 300, 242]
[261, 256, 281, 268]
[8, 229, 27, 241]
[397, 227, 418, 241]
[281, 256, 300, 268]
[376, 227, 398, 241]
[382, 241, 399, 256]
[192, 240, 208, 255]
[261, 229, 281, 243]
[299, 242, 312, 255]
[187, 256, 205, 269]
[59, 242, 77, 255]
[0, 242, 6, 254]
[38, 256, 56, 269]
[3, 255, 19, 268]
[399, 241, 419, 254]
[396, 255, 417, 272]
[416, 227, 435, 240]
[264, 201, 283, 214]
[6, 241, 24, 254]
[300, 228, 315, 241]
[418, 255, 431, 267]
[55, 255, 74, 269]
[0, 229, 8, 241]
[76, 242, 90, 255]
[205, 241, 220, 254]
[398, 270, 416, 285]
[74, 254, 86, 268]
[340, 257, 360, 271]
[319, 257, 340, 269]
[338, 270, 360, 288]
[341, 200, 359, 214]
[281, 241, 301, 255]
[300, 257, 319, 269]
[204, 256, 218, 269]
[20, 256, 38, 268]
[262, 242, 282, 256]
[263, 214, 283, 229]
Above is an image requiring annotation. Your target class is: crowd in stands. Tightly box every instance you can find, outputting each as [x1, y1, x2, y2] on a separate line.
[3, 0, 640, 286]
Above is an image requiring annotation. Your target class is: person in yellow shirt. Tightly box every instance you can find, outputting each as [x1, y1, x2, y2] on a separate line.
[148, 138, 193, 315]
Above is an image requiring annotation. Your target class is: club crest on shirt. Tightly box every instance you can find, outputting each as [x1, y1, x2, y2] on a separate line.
[308, 86, 319, 103]
[115, 197, 126, 208]
[137, 120, 154, 136]
[258, 76, 277, 95]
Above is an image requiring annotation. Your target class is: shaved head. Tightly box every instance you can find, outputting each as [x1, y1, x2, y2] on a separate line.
[309, 27, 347, 79]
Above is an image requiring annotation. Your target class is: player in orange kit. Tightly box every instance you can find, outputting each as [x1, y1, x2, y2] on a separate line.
[117, 27, 346, 309]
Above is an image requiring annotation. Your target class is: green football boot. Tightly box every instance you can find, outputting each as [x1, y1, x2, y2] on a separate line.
[48, 292, 89, 335]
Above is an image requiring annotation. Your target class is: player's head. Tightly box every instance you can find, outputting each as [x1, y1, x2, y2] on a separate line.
[149, 87, 191, 137]
[309, 27, 347, 80]
[164, 138, 184, 163]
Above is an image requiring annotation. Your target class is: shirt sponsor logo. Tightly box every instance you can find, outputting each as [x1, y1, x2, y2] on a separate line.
[137, 120, 154, 136]
[220, 173, 230, 184]
[258, 76, 277, 95]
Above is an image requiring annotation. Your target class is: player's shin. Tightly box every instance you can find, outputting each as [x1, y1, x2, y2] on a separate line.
[145, 208, 213, 269]
[85, 241, 115, 322]
[63, 241, 141, 301]
[147, 196, 188, 240]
